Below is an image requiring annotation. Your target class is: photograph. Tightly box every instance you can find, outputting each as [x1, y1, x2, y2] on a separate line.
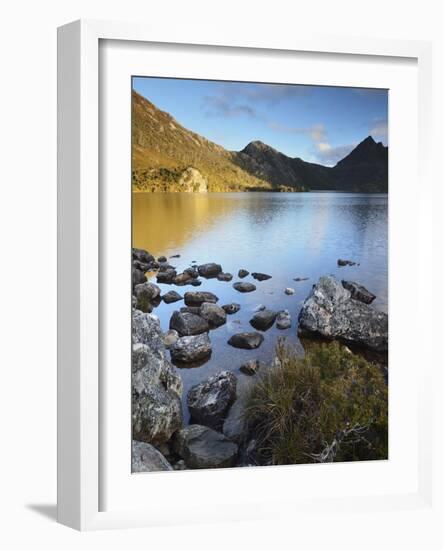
[131, 77, 389, 473]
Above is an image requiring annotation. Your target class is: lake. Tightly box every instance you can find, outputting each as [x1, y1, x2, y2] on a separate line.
[133, 192, 388, 422]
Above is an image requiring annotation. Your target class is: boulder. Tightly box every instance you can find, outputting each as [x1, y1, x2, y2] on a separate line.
[184, 291, 218, 306]
[298, 275, 388, 352]
[217, 272, 233, 282]
[180, 306, 201, 315]
[239, 359, 263, 376]
[133, 260, 151, 272]
[169, 310, 209, 336]
[132, 312, 183, 444]
[170, 333, 212, 364]
[337, 259, 357, 267]
[189, 279, 202, 287]
[162, 290, 183, 304]
[249, 309, 277, 331]
[276, 310, 291, 330]
[238, 269, 249, 278]
[172, 425, 238, 469]
[233, 281, 256, 293]
[156, 269, 177, 284]
[134, 282, 161, 312]
[132, 268, 147, 287]
[251, 272, 272, 281]
[222, 303, 241, 315]
[173, 272, 193, 285]
[199, 302, 227, 327]
[342, 280, 376, 304]
[157, 255, 168, 263]
[187, 371, 237, 430]
[228, 332, 264, 350]
[183, 267, 199, 278]
[133, 248, 155, 265]
[197, 263, 222, 278]
[285, 287, 295, 295]
[132, 441, 173, 472]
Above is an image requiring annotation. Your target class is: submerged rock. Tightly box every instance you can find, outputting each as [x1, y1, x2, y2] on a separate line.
[169, 310, 209, 336]
[233, 281, 256, 293]
[222, 303, 241, 315]
[251, 272, 272, 281]
[162, 290, 183, 304]
[217, 272, 233, 282]
[238, 269, 249, 278]
[298, 275, 388, 352]
[337, 259, 357, 267]
[187, 371, 237, 430]
[276, 310, 291, 330]
[284, 287, 295, 295]
[249, 309, 277, 331]
[184, 291, 219, 306]
[342, 280, 376, 304]
[132, 312, 183, 445]
[239, 359, 263, 376]
[170, 333, 212, 363]
[197, 263, 222, 278]
[172, 425, 238, 469]
[228, 332, 264, 349]
[294, 277, 309, 282]
[199, 302, 227, 327]
[132, 441, 173, 472]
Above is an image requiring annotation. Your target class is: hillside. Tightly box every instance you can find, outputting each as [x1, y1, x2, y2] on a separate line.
[132, 90, 388, 193]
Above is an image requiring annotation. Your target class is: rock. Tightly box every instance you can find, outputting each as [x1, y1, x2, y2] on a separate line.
[156, 269, 177, 284]
[189, 279, 202, 287]
[249, 309, 277, 331]
[228, 332, 264, 350]
[178, 167, 208, 193]
[253, 304, 266, 312]
[294, 277, 309, 282]
[180, 306, 201, 315]
[170, 254, 181, 258]
[251, 272, 272, 281]
[169, 310, 209, 336]
[172, 425, 238, 469]
[157, 255, 167, 263]
[173, 272, 193, 285]
[337, 258, 357, 267]
[199, 302, 227, 327]
[133, 260, 151, 272]
[298, 275, 388, 352]
[197, 263, 222, 278]
[187, 371, 237, 430]
[163, 329, 179, 349]
[134, 282, 161, 312]
[133, 248, 155, 265]
[285, 287, 295, 295]
[170, 333, 212, 364]
[162, 290, 183, 304]
[233, 281, 256, 293]
[239, 359, 263, 376]
[342, 280, 376, 304]
[276, 310, 291, 330]
[238, 269, 249, 278]
[158, 262, 176, 272]
[217, 272, 233, 282]
[132, 441, 173, 472]
[132, 313, 183, 444]
[132, 268, 147, 287]
[183, 267, 199, 278]
[184, 291, 218, 306]
[222, 303, 241, 315]
[173, 459, 187, 471]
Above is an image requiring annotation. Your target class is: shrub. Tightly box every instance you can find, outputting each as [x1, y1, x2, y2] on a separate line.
[245, 340, 388, 465]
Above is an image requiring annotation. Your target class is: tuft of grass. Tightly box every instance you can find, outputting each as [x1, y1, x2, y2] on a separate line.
[245, 340, 388, 465]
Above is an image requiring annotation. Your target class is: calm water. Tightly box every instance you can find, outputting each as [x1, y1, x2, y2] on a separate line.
[133, 192, 388, 422]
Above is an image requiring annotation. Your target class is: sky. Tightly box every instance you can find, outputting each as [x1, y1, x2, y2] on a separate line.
[132, 77, 388, 167]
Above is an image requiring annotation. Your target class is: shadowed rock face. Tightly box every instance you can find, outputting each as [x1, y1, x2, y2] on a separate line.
[298, 275, 388, 352]
[172, 425, 238, 469]
[132, 441, 172, 472]
[187, 371, 237, 430]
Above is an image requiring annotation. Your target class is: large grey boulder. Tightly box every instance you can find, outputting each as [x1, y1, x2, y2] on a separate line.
[187, 371, 237, 430]
[298, 275, 388, 352]
[249, 309, 277, 331]
[198, 263, 222, 278]
[228, 332, 264, 349]
[169, 310, 209, 336]
[342, 280, 376, 304]
[184, 291, 219, 306]
[132, 311, 183, 444]
[169, 333, 212, 364]
[132, 441, 173, 473]
[199, 302, 227, 327]
[172, 425, 238, 469]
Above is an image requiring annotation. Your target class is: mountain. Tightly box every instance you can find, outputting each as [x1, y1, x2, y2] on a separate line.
[132, 90, 388, 193]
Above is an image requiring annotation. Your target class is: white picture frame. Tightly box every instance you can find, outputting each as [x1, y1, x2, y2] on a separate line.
[57, 19, 434, 531]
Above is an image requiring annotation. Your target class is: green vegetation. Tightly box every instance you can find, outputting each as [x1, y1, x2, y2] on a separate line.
[245, 341, 388, 465]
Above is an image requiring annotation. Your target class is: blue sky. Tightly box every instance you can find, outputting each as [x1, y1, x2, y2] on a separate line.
[132, 77, 388, 166]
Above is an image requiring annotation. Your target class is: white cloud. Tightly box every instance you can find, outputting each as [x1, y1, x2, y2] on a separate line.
[313, 142, 355, 166]
[369, 119, 388, 143]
